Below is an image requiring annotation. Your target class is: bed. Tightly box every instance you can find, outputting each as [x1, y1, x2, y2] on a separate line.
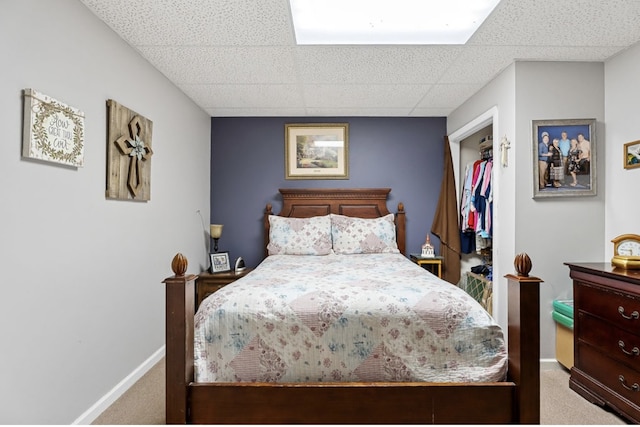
[164, 188, 541, 424]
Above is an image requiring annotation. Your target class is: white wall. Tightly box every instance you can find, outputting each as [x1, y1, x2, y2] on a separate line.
[449, 62, 606, 359]
[514, 62, 605, 359]
[604, 43, 640, 250]
[448, 64, 517, 338]
[0, 1, 211, 424]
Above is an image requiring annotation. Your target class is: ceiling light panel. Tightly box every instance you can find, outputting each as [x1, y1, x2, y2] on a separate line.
[290, 0, 501, 45]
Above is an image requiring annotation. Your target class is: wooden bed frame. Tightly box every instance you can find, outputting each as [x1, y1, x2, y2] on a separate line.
[164, 188, 541, 424]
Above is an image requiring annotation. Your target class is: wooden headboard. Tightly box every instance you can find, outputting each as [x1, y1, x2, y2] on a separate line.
[263, 188, 406, 257]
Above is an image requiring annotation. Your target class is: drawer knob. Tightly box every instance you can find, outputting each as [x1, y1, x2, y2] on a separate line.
[618, 306, 639, 320]
[618, 340, 640, 356]
[619, 375, 640, 392]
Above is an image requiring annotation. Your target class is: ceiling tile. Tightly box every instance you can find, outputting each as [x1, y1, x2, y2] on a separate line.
[82, 0, 294, 46]
[180, 84, 305, 109]
[305, 107, 415, 116]
[303, 84, 431, 109]
[470, 0, 640, 47]
[80, 0, 640, 117]
[416, 84, 486, 109]
[295, 46, 462, 84]
[138, 46, 299, 84]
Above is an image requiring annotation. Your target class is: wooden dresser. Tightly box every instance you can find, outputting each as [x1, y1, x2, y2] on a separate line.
[566, 262, 640, 423]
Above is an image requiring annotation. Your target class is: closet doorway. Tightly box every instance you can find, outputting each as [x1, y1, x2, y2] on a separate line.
[448, 107, 502, 324]
[458, 125, 494, 315]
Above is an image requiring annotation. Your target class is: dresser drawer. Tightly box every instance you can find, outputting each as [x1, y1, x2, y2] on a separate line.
[568, 263, 640, 423]
[575, 281, 640, 326]
[578, 343, 640, 408]
[579, 313, 640, 367]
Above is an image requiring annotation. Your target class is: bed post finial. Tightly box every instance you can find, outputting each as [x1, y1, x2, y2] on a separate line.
[514, 252, 532, 277]
[171, 253, 188, 277]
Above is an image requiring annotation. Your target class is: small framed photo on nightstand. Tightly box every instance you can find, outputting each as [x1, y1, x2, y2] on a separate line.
[210, 251, 231, 273]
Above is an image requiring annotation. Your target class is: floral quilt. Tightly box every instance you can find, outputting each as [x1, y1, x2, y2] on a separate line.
[194, 253, 507, 383]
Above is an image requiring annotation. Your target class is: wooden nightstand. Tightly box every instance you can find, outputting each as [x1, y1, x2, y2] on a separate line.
[195, 269, 252, 310]
[410, 253, 444, 278]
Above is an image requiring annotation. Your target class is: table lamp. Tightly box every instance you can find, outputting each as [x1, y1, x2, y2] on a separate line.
[210, 224, 223, 253]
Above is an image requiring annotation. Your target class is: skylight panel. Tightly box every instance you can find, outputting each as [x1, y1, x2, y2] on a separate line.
[290, 0, 500, 45]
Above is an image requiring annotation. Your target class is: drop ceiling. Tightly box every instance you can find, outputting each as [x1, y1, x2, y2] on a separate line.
[80, 0, 640, 117]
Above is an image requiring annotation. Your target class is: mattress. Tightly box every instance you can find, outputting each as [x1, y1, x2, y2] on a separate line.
[194, 253, 507, 383]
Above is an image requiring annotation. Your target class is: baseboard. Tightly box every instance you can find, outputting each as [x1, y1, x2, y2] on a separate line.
[72, 345, 165, 425]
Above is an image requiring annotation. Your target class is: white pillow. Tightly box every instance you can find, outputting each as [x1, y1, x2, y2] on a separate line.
[330, 213, 399, 254]
[267, 215, 332, 255]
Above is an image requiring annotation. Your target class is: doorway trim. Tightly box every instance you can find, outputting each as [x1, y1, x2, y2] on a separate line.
[447, 106, 502, 323]
[448, 106, 498, 202]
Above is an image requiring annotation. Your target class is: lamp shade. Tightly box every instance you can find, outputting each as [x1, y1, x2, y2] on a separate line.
[210, 224, 223, 239]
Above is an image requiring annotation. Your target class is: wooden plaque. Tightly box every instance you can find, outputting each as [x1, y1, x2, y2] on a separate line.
[22, 89, 85, 167]
[106, 100, 153, 201]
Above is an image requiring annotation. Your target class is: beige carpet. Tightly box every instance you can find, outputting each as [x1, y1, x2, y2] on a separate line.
[92, 359, 629, 425]
[540, 367, 629, 425]
[92, 359, 165, 425]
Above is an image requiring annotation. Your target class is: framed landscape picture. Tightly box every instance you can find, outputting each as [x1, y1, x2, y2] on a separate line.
[285, 123, 349, 179]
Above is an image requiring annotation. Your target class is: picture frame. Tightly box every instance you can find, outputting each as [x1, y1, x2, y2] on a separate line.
[285, 123, 349, 179]
[623, 140, 640, 170]
[210, 251, 231, 273]
[22, 88, 85, 168]
[532, 118, 596, 198]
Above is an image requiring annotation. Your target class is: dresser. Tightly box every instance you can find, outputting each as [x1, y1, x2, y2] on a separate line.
[566, 262, 640, 423]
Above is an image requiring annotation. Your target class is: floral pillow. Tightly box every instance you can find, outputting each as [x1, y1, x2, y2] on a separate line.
[330, 213, 399, 254]
[267, 215, 332, 255]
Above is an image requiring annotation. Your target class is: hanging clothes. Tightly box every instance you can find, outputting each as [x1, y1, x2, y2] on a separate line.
[460, 155, 493, 255]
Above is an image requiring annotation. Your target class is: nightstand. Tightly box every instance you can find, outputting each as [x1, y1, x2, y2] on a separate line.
[410, 253, 444, 278]
[195, 269, 252, 310]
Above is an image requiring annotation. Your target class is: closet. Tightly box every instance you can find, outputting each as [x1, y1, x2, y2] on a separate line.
[458, 126, 494, 314]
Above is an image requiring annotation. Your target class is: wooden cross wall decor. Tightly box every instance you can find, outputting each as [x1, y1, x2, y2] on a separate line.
[106, 100, 153, 201]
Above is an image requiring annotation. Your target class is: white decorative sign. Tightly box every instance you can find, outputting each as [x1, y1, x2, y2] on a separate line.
[22, 89, 85, 167]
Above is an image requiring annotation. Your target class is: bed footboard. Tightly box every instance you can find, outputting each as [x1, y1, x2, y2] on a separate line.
[163, 252, 541, 424]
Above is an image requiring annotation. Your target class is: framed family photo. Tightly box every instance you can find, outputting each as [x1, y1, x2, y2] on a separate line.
[532, 118, 596, 199]
[623, 140, 640, 170]
[285, 123, 349, 179]
[210, 251, 231, 273]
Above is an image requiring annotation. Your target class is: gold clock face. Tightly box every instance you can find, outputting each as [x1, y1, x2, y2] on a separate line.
[612, 234, 640, 269]
[617, 239, 640, 256]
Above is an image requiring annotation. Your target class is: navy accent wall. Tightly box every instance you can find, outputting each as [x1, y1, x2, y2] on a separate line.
[210, 117, 447, 269]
